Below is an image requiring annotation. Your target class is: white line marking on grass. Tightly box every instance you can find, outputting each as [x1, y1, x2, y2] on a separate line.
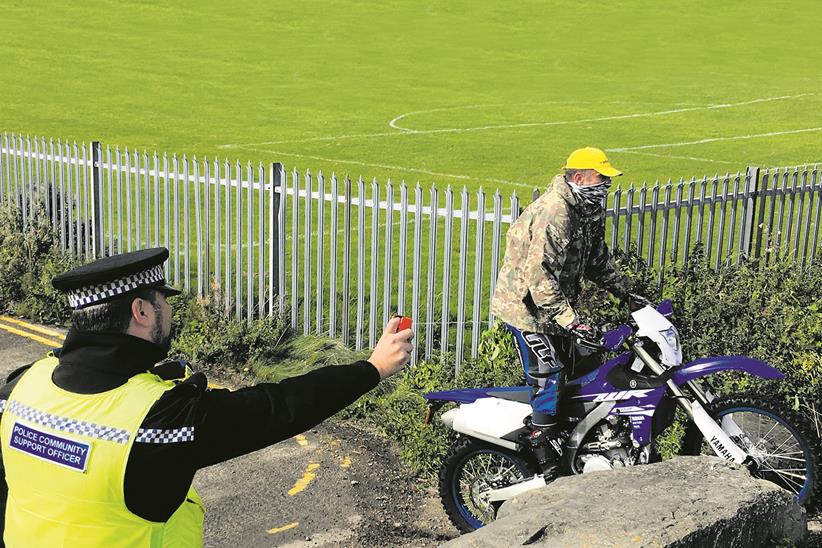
[608, 127, 822, 152]
[220, 130, 402, 148]
[387, 102, 588, 132]
[387, 100, 712, 131]
[235, 145, 535, 189]
[229, 101, 652, 148]
[284, 217, 416, 243]
[387, 93, 814, 134]
[610, 150, 741, 165]
[224, 93, 812, 148]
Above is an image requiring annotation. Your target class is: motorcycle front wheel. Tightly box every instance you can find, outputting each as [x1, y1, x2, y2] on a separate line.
[683, 393, 820, 508]
[438, 436, 537, 533]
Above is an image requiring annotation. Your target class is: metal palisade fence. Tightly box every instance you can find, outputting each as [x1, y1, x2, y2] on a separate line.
[1, 133, 820, 368]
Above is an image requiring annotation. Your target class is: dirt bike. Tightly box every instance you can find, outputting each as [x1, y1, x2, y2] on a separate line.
[423, 300, 820, 533]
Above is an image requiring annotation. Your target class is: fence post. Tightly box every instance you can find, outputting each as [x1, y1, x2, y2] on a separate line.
[91, 141, 103, 258]
[743, 166, 762, 259]
[269, 162, 282, 316]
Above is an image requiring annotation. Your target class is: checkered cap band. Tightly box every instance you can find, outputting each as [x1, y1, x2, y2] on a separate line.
[3, 399, 131, 444]
[68, 264, 165, 308]
[135, 426, 195, 444]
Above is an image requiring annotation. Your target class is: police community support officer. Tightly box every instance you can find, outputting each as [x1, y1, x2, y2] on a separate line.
[0, 248, 413, 546]
[490, 147, 649, 480]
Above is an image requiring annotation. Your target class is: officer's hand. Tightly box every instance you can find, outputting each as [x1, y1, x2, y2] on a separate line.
[368, 317, 415, 379]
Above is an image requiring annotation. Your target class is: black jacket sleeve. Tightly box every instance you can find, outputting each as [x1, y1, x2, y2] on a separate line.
[124, 360, 380, 521]
[192, 360, 380, 468]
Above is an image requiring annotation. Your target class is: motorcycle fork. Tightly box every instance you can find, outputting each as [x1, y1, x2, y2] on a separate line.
[630, 342, 751, 465]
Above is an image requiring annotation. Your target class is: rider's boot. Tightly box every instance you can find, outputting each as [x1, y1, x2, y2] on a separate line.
[528, 422, 563, 483]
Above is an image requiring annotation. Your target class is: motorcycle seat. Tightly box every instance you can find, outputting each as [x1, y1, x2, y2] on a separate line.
[484, 387, 532, 404]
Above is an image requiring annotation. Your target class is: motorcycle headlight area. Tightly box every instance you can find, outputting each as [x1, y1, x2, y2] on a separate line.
[660, 327, 680, 352]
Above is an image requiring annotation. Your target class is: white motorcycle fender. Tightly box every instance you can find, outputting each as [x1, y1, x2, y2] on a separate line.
[691, 401, 748, 463]
[441, 398, 532, 451]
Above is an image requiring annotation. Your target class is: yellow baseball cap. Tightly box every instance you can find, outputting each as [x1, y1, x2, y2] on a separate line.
[562, 147, 622, 177]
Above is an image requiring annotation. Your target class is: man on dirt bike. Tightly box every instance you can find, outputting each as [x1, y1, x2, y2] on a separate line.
[490, 147, 649, 481]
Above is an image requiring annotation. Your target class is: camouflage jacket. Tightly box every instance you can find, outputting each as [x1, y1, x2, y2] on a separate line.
[490, 175, 627, 332]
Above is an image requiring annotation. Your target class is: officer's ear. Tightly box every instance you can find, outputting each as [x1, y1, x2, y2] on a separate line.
[130, 296, 152, 326]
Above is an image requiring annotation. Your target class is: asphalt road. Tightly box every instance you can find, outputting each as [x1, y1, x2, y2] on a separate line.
[0, 317, 455, 547]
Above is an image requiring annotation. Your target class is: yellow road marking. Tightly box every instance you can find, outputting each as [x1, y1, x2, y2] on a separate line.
[340, 456, 352, 468]
[267, 522, 299, 535]
[0, 316, 65, 340]
[0, 322, 63, 348]
[288, 463, 319, 496]
[207, 382, 226, 390]
[295, 434, 308, 446]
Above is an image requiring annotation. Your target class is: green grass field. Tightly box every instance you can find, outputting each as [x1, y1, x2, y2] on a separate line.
[1, 0, 821, 195]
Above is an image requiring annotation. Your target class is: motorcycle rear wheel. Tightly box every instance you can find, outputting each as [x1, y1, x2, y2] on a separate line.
[439, 436, 537, 533]
[682, 393, 820, 508]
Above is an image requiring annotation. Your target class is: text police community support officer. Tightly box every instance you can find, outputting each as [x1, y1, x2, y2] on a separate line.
[0, 247, 414, 546]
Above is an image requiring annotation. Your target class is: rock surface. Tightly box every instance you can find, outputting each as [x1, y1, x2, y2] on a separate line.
[444, 456, 806, 547]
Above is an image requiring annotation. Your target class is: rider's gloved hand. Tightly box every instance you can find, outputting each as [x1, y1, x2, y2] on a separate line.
[627, 292, 654, 312]
[567, 321, 599, 343]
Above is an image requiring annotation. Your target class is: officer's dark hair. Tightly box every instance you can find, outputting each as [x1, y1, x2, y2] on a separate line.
[71, 288, 162, 333]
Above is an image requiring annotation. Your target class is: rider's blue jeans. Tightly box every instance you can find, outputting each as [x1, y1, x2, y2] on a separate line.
[505, 324, 565, 427]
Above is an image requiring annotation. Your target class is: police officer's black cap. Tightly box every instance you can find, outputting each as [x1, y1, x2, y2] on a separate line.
[52, 247, 181, 309]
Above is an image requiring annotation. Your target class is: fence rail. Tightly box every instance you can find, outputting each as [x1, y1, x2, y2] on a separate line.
[1, 132, 820, 368]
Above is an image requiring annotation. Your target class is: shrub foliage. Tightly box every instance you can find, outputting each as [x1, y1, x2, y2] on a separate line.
[0, 202, 77, 323]
[3, 200, 820, 475]
[351, 246, 822, 474]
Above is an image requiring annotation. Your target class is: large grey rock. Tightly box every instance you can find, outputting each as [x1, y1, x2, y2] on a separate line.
[445, 456, 806, 547]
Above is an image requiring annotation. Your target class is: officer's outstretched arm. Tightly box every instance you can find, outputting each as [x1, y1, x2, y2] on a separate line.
[189, 319, 413, 469]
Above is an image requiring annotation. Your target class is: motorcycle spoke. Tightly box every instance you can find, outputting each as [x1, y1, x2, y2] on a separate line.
[758, 453, 805, 462]
[498, 464, 518, 478]
[761, 467, 807, 475]
[768, 433, 800, 456]
[718, 409, 811, 500]
[456, 450, 528, 525]
[762, 468, 805, 493]
[751, 419, 779, 448]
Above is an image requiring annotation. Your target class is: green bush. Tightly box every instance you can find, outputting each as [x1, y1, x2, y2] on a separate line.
[663, 246, 822, 403]
[352, 245, 822, 473]
[5, 197, 820, 473]
[0, 201, 77, 324]
[170, 290, 369, 382]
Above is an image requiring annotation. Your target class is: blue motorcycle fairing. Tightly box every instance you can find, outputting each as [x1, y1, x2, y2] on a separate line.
[424, 352, 635, 405]
[423, 385, 532, 404]
[671, 356, 784, 385]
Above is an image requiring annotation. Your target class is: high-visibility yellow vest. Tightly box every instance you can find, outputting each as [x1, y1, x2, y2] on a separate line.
[0, 356, 204, 547]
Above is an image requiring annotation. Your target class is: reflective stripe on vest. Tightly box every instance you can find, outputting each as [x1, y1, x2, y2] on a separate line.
[0, 357, 204, 547]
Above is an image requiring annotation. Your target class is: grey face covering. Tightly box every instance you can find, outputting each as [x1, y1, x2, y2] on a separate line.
[567, 178, 612, 209]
